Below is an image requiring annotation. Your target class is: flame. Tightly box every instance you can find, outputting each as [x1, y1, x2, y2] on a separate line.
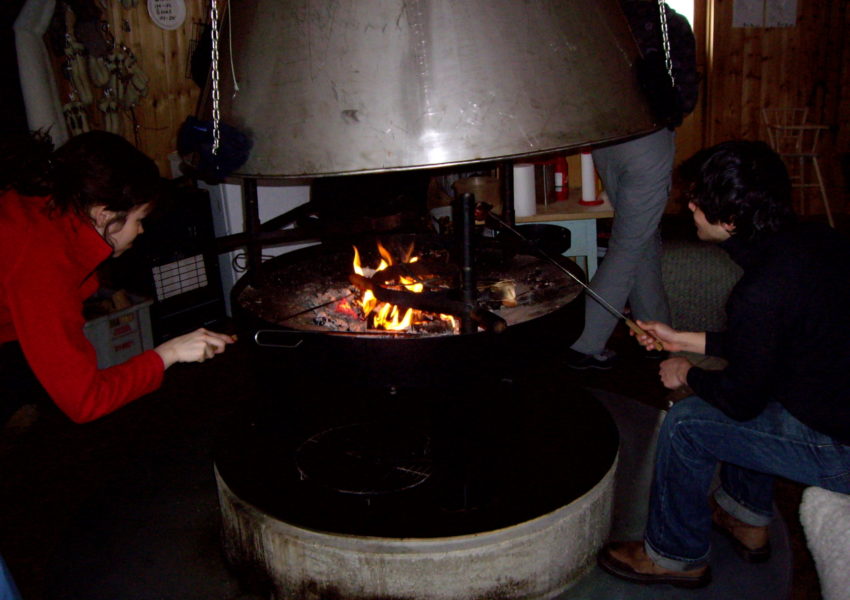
[351, 241, 457, 332]
[373, 303, 414, 330]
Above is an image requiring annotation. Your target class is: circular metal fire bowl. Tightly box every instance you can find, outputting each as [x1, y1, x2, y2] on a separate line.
[231, 233, 586, 392]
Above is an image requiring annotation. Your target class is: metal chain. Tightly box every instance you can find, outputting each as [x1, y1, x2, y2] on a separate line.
[658, 0, 675, 87]
[210, 0, 221, 155]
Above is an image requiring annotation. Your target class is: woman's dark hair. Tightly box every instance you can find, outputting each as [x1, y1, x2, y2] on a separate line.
[0, 130, 162, 232]
[680, 140, 795, 241]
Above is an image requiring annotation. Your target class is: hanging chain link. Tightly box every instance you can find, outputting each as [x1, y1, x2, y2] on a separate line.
[210, 0, 221, 155]
[658, 0, 675, 87]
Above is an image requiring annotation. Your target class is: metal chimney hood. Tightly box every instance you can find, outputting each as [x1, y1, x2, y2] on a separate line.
[212, 0, 655, 178]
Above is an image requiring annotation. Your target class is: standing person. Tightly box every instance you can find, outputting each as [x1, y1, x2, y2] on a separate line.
[0, 129, 236, 597]
[567, 0, 698, 369]
[597, 140, 850, 588]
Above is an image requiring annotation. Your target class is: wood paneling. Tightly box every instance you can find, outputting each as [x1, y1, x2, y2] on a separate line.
[105, 0, 207, 173]
[52, 0, 207, 175]
[705, 0, 849, 216]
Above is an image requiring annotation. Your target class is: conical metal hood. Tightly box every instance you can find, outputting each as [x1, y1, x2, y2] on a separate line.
[213, 0, 655, 178]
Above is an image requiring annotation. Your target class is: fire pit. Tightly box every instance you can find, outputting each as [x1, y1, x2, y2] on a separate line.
[215, 377, 619, 600]
[200, 0, 662, 595]
[230, 232, 586, 391]
[213, 226, 620, 599]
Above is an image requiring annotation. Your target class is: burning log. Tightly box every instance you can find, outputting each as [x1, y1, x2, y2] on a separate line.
[348, 272, 507, 333]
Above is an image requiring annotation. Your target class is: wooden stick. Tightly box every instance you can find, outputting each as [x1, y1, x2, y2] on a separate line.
[625, 318, 664, 351]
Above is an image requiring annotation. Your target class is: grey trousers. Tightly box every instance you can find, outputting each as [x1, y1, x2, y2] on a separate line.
[570, 127, 674, 356]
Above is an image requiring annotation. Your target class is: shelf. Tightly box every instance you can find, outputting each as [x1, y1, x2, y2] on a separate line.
[516, 191, 614, 223]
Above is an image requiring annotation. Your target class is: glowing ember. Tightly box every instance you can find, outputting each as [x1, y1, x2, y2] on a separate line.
[351, 242, 457, 332]
[335, 297, 360, 318]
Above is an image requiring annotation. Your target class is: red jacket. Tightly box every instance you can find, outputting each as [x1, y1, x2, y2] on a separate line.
[0, 190, 164, 423]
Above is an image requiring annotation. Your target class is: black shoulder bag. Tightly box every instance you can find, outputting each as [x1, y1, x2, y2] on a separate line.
[635, 0, 687, 129]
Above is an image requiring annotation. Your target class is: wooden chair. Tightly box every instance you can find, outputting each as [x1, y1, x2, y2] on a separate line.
[761, 107, 834, 227]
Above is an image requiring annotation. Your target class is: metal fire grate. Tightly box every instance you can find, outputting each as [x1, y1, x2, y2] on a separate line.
[295, 422, 432, 496]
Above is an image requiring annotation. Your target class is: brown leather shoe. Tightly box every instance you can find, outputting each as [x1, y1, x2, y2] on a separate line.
[710, 495, 771, 563]
[597, 541, 711, 589]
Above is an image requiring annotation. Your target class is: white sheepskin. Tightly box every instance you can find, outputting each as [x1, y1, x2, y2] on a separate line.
[799, 486, 850, 600]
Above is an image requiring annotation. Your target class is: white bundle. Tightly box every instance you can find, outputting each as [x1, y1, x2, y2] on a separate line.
[799, 486, 850, 600]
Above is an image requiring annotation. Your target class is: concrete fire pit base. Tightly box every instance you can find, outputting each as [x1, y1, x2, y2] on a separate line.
[214, 381, 619, 600]
[216, 456, 616, 600]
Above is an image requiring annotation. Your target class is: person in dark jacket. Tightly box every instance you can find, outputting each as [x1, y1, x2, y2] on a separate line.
[598, 140, 850, 588]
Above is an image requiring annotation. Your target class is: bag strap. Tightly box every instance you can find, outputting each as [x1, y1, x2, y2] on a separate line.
[657, 0, 676, 87]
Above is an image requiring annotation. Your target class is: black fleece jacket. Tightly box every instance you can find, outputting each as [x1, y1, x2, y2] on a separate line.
[686, 222, 850, 444]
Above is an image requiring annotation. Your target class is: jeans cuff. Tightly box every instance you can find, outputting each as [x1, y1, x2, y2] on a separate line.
[644, 539, 709, 572]
[714, 487, 772, 527]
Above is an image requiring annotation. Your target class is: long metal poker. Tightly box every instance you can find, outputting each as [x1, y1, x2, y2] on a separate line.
[484, 208, 663, 350]
[276, 292, 355, 323]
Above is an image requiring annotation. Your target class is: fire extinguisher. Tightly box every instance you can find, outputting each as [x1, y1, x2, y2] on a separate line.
[554, 155, 569, 202]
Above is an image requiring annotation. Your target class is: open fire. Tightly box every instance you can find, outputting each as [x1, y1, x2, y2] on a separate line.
[349, 241, 458, 333]
[235, 232, 583, 341]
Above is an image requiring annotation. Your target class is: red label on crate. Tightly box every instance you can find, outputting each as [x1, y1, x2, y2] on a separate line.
[112, 325, 133, 336]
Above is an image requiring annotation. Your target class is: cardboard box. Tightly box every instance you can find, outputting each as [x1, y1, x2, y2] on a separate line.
[84, 295, 154, 369]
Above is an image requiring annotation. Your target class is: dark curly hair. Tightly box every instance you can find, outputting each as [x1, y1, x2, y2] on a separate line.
[0, 130, 162, 232]
[680, 140, 795, 241]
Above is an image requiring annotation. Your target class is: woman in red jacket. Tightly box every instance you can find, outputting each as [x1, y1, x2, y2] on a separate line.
[0, 130, 234, 425]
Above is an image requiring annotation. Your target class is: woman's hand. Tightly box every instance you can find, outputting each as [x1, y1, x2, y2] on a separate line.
[154, 328, 236, 369]
[658, 357, 693, 390]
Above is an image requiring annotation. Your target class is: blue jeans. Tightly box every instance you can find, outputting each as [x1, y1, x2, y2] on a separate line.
[644, 396, 850, 571]
[0, 554, 21, 600]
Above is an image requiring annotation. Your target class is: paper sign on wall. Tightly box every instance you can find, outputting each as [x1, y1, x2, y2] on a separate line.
[147, 0, 187, 31]
[733, 0, 797, 28]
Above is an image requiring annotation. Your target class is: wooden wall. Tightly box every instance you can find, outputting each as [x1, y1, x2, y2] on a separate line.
[704, 0, 850, 216]
[53, 0, 207, 175]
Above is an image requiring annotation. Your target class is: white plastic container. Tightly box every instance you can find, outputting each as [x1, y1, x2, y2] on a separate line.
[84, 295, 154, 368]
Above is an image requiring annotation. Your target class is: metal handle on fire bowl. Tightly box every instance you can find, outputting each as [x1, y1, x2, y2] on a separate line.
[254, 330, 305, 349]
[254, 329, 426, 348]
